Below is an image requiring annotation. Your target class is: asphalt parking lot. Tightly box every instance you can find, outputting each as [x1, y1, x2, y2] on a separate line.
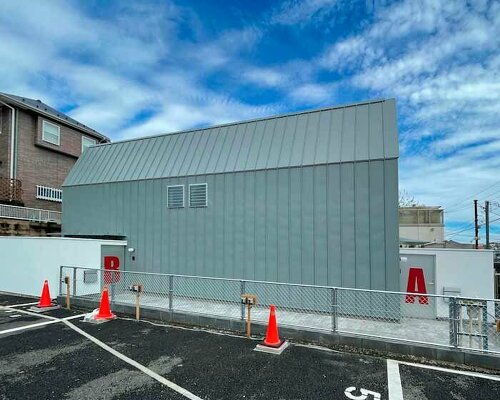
[0, 293, 499, 400]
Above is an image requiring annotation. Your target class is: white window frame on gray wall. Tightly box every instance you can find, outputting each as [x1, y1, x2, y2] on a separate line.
[189, 183, 207, 208]
[36, 185, 62, 202]
[167, 185, 185, 208]
[82, 135, 97, 153]
[42, 120, 60, 146]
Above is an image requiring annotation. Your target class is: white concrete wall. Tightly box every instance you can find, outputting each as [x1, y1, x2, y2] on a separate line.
[400, 225, 445, 243]
[400, 248, 495, 319]
[0, 237, 127, 298]
[400, 248, 494, 299]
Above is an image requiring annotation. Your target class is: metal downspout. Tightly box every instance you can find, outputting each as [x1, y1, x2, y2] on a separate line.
[0, 100, 16, 179]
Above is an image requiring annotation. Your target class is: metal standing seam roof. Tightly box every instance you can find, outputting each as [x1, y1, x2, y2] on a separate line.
[63, 98, 398, 187]
[0, 92, 109, 142]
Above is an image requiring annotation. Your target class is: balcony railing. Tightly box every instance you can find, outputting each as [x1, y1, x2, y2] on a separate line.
[0, 204, 61, 224]
[0, 177, 23, 204]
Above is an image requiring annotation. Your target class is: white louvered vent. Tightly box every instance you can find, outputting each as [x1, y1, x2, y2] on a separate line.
[189, 183, 207, 207]
[167, 185, 184, 208]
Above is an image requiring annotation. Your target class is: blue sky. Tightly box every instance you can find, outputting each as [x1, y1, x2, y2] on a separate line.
[1, 0, 499, 242]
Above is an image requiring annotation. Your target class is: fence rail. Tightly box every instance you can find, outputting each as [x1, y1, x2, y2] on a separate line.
[60, 266, 500, 355]
[0, 204, 62, 224]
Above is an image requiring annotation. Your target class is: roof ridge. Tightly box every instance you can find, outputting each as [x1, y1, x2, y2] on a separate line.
[96, 98, 391, 148]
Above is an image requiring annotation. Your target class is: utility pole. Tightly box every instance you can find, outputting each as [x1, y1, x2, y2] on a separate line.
[485, 200, 490, 249]
[474, 199, 479, 249]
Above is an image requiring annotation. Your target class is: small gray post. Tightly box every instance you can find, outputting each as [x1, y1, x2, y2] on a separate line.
[240, 280, 246, 321]
[72, 267, 77, 297]
[449, 297, 458, 348]
[59, 266, 64, 296]
[481, 300, 488, 351]
[169, 275, 174, 312]
[331, 288, 338, 332]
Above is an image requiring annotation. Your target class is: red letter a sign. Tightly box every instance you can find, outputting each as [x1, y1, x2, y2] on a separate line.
[405, 267, 428, 305]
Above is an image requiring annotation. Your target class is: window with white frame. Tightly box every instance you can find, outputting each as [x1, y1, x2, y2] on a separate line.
[36, 185, 62, 202]
[189, 183, 207, 207]
[167, 185, 184, 208]
[42, 120, 60, 145]
[82, 135, 97, 153]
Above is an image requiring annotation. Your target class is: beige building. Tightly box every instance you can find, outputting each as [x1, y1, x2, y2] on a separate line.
[399, 206, 444, 246]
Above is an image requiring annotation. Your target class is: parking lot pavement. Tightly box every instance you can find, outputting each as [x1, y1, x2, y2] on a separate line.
[400, 363, 500, 400]
[0, 293, 499, 400]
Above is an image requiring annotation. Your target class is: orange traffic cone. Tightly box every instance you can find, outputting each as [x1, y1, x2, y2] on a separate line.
[38, 280, 53, 308]
[95, 286, 116, 320]
[263, 305, 282, 347]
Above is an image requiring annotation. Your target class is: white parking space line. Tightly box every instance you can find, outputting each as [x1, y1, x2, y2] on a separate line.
[5, 301, 40, 308]
[387, 360, 404, 400]
[0, 319, 61, 335]
[0, 305, 59, 320]
[397, 360, 500, 382]
[62, 320, 203, 400]
[0, 304, 87, 335]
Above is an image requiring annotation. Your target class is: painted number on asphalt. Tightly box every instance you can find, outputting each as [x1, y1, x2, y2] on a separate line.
[344, 386, 381, 400]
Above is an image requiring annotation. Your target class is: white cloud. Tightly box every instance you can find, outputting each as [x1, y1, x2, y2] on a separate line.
[288, 82, 336, 104]
[271, 0, 340, 25]
[243, 67, 287, 88]
[311, 0, 500, 235]
[0, 0, 277, 139]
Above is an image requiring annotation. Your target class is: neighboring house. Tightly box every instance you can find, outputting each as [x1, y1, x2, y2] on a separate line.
[0, 92, 109, 212]
[399, 206, 444, 246]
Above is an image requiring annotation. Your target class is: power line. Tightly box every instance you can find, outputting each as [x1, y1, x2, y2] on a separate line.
[445, 181, 500, 212]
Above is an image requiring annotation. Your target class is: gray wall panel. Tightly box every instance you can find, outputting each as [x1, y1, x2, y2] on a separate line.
[355, 162, 370, 288]
[63, 158, 399, 290]
[289, 168, 302, 284]
[341, 107, 355, 162]
[243, 171, 255, 280]
[277, 169, 290, 282]
[234, 173, 245, 279]
[369, 161, 386, 290]
[326, 164, 341, 286]
[265, 169, 278, 282]
[301, 167, 314, 285]
[223, 174, 235, 277]
[384, 158, 400, 291]
[314, 166, 328, 285]
[340, 163, 356, 287]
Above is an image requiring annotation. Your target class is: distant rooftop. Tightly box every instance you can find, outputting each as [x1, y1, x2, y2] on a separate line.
[0, 92, 109, 142]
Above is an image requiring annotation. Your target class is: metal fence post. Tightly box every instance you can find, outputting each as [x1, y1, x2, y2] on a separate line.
[481, 300, 488, 351]
[449, 297, 458, 348]
[331, 288, 338, 333]
[240, 280, 246, 321]
[169, 275, 174, 312]
[110, 271, 116, 306]
[72, 267, 77, 297]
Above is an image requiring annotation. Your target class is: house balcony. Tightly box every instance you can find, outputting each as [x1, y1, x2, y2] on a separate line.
[0, 177, 23, 206]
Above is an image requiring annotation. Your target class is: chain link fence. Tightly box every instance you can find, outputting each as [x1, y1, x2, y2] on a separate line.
[60, 266, 500, 355]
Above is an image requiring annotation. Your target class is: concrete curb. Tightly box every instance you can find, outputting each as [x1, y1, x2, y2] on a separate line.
[60, 296, 500, 372]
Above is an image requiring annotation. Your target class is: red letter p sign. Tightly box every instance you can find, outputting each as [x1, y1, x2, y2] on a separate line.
[104, 256, 120, 284]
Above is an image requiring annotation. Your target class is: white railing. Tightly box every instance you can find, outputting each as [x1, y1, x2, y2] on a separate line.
[0, 204, 62, 224]
[36, 185, 62, 203]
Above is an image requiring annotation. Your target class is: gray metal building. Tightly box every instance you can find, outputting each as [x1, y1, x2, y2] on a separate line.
[63, 99, 399, 290]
